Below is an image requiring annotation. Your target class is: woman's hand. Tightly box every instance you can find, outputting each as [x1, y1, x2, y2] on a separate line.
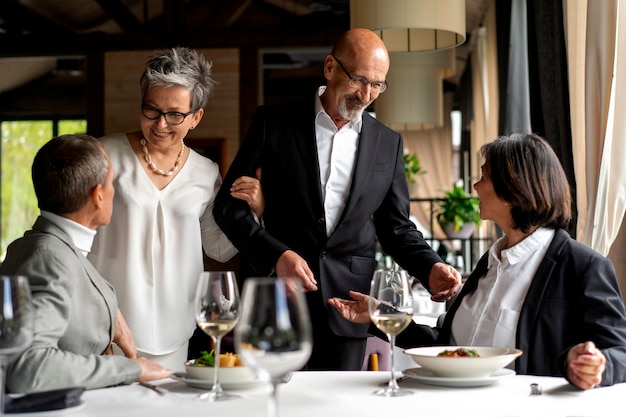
[328, 291, 372, 324]
[231, 167, 264, 219]
[112, 309, 137, 358]
[566, 341, 606, 389]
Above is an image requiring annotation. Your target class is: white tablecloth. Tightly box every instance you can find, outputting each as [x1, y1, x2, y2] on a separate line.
[35, 371, 624, 417]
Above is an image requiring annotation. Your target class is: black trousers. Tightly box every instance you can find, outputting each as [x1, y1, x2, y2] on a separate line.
[304, 290, 367, 371]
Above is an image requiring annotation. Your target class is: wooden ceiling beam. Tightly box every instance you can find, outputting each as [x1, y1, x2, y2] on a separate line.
[0, 0, 73, 36]
[92, 0, 143, 34]
[0, 24, 346, 57]
[202, 0, 254, 30]
[163, 0, 187, 33]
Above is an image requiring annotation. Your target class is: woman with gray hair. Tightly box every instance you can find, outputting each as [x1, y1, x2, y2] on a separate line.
[89, 47, 262, 371]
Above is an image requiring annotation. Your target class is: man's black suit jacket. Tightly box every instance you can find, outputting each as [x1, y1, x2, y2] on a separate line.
[214, 98, 442, 338]
[394, 228, 626, 386]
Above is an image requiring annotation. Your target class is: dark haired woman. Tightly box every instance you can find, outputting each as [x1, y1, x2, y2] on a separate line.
[330, 133, 626, 389]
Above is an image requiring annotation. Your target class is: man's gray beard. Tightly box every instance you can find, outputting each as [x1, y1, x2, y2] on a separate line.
[339, 99, 366, 122]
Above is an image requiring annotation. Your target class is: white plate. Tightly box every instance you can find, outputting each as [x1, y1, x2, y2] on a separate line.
[403, 346, 523, 378]
[171, 372, 264, 390]
[403, 367, 515, 387]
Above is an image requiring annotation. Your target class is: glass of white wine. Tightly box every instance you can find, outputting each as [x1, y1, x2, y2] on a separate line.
[369, 269, 414, 397]
[194, 271, 240, 401]
[235, 277, 312, 417]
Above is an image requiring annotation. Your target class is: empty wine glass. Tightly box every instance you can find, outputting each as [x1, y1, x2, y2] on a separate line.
[0, 276, 34, 416]
[369, 269, 414, 397]
[194, 271, 240, 401]
[235, 277, 312, 417]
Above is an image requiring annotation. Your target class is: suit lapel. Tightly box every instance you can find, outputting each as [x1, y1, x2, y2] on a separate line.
[439, 254, 489, 342]
[34, 217, 116, 336]
[516, 230, 568, 369]
[291, 100, 325, 214]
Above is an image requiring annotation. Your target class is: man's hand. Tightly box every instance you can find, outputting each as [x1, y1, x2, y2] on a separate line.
[276, 250, 317, 292]
[428, 262, 462, 302]
[328, 291, 371, 324]
[133, 357, 172, 381]
[566, 341, 606, 390]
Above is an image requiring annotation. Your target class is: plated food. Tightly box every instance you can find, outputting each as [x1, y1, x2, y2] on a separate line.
[437, 348, 479, 357]
[185, 350, 256, 382]
[403, 346, 523, 378]
[192, 350, 244, 367]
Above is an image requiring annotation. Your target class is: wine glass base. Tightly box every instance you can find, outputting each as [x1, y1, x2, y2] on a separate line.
[372, 387, 414, 397]
[197, 391, 241, 401]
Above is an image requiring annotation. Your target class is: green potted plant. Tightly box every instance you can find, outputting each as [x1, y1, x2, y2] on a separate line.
[404, 149, 426, 184]
[436, 184, 481, 239]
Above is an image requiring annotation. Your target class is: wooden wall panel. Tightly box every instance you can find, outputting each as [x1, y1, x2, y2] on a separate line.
[103, 48, 240, 172]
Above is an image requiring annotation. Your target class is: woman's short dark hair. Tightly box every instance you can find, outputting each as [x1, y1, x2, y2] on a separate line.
[32, 134, 109, 215]
[140, 46, 215, 113]
[480, 133, 572, 232]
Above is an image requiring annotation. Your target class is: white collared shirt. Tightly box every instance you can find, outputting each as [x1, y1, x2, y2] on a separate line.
[451, 227, 555, 350]
[314, 86, 361, 236]
[40, 210, 97, 257]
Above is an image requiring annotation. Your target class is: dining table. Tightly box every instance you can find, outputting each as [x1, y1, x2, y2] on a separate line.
[17, 369, 624, 417]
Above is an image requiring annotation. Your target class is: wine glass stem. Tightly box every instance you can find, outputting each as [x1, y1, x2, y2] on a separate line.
[212, 335, 223, 395]
[267, 381, 279, 417]
[387, 334, 399, 392]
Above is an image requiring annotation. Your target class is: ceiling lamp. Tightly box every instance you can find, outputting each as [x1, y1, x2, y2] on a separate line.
[375, 49, 455, 131]
[350, 0, 466, 52]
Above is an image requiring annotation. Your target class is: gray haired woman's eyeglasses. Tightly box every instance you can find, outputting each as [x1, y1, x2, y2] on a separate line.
[141, 105, 193, 125]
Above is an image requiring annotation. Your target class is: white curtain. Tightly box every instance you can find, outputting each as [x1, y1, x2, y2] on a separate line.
[470, 1, 499, 187]
[564, 0, 589, 240]
[567, 0, 626, 256]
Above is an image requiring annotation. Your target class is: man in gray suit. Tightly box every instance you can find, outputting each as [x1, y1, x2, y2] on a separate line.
[1, 134, 170, 393]
[214, 28, 462, 370]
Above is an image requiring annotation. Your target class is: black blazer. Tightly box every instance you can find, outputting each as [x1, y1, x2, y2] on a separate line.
[395, 229, 626, 386]
[214, 99, 442, 338]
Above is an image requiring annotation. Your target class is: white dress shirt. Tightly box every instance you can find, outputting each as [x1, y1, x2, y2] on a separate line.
[451, 227, 555, 350]
[40, 210, 96, 257]
[314, 86, 361, 236]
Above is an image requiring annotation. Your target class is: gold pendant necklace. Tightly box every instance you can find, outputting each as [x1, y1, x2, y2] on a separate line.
[140, 138, 185, 176]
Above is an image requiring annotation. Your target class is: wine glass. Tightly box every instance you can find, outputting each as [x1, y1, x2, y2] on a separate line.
[234, 277, 312, 417]
[194, 271, 241, 401]
[369, 269, 414, 397]
[0, 276, 34, 416]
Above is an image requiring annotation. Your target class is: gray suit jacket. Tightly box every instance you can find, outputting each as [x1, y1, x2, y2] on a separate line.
[0, 216, 140, 393]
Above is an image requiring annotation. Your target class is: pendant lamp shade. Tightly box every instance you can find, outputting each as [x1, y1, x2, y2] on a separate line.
[350, 0, 466, 52]
[375, 49, 455, 131]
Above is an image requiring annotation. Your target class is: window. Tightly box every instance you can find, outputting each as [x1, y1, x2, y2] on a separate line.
[1, 119, 86, 259]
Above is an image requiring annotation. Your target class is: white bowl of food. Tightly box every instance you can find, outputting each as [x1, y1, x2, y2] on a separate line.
[403, 346, 523, 378]
[185, 352, 256, 383]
